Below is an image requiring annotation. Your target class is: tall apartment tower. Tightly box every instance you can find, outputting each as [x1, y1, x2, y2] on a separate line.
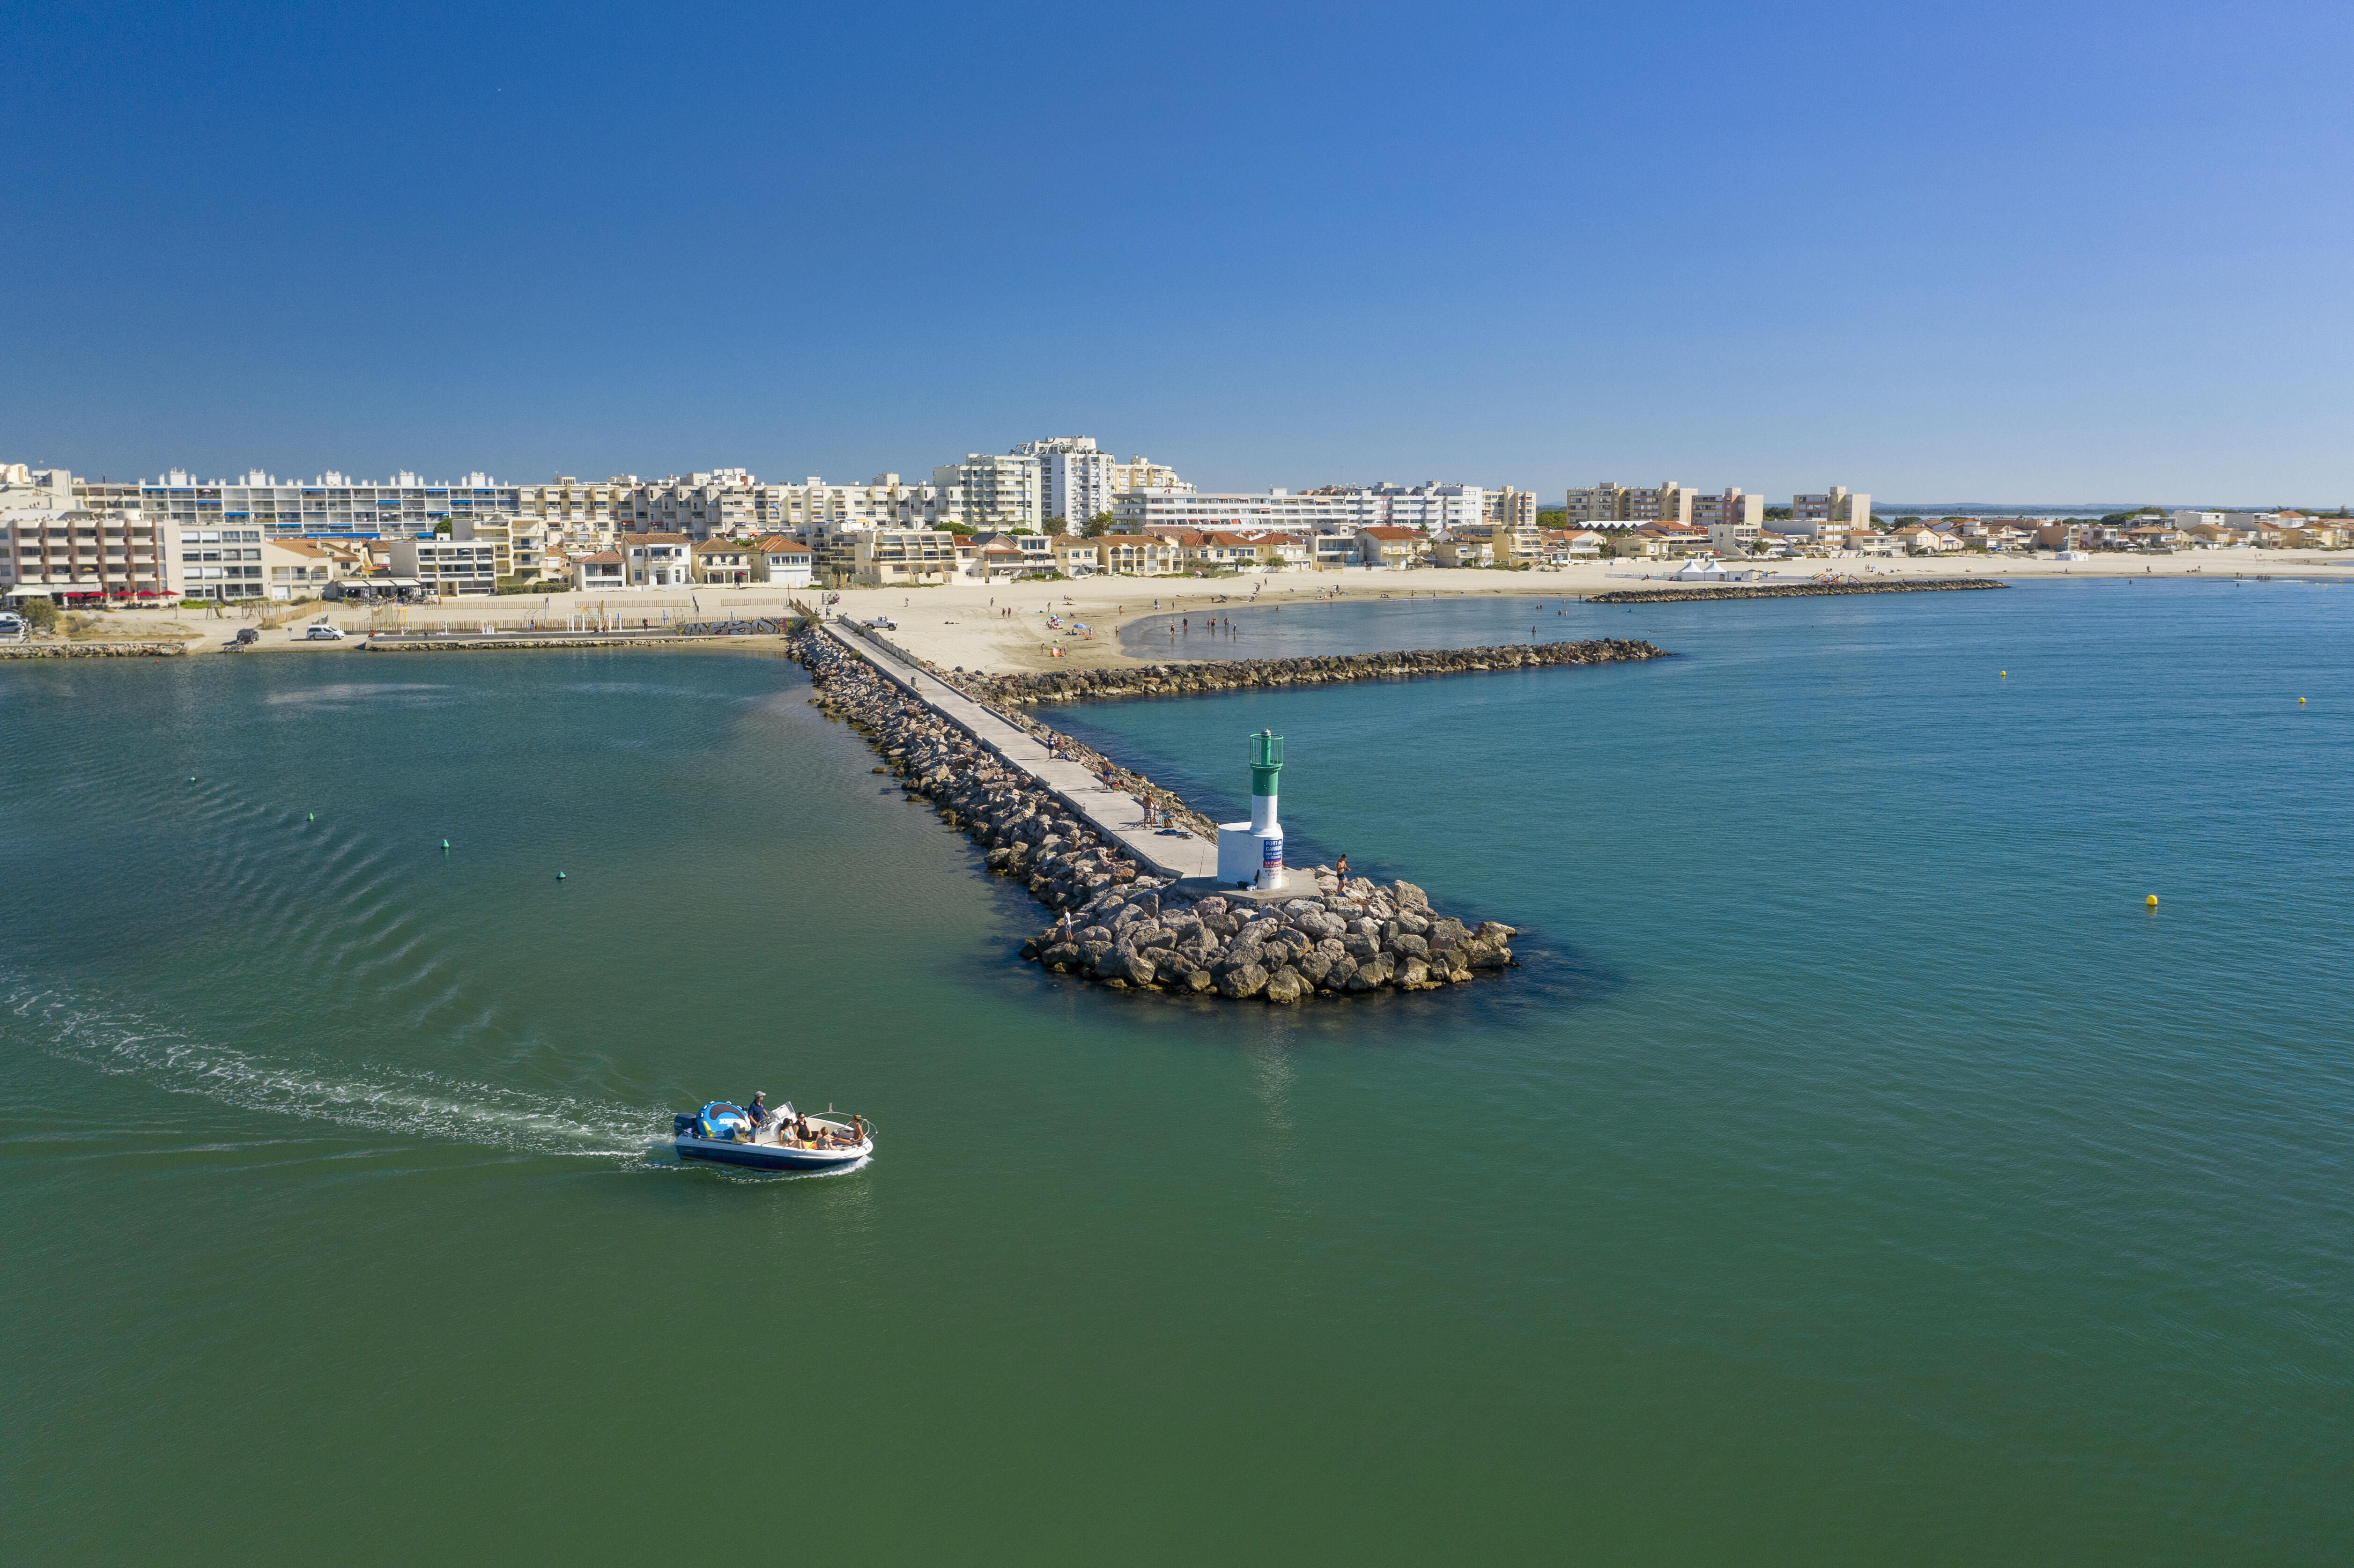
[1013, 437, 1118, 528]
[933, 453, 1042, 530]
[1791, 487, 1871, 533]
[1485, 486, 1540, 529]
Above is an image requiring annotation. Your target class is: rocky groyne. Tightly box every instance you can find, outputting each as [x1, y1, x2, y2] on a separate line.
[943, 637, 1666, 706]
[0, 641, 188, 658]
[1589, 579, 2008, 604]
[787, 629, 1518, 1003]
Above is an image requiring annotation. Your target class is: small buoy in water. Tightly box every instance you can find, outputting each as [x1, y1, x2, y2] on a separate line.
[556, 871, 566, 880]
[307, 813, 315, 822]
[441, 839, 450, 851]
[2298, 696, 2305, 704]
[188, 776, 196, 783]
[2147, 895, 2159, 908]
[2000, 671, 2006, 678]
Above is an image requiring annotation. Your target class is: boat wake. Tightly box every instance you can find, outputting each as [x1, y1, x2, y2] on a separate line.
[4, 981, 668, 1162]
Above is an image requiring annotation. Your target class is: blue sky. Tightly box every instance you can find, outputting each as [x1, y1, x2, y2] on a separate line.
[5, 0, 2349, 503]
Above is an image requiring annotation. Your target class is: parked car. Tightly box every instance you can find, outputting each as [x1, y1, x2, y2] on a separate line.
[304, 623, 346, 641]
[867, 615, 898, 630]
[0, 612, 26, 640]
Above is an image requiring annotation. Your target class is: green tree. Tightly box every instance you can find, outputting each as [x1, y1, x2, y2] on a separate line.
[1043, 515, 1070, 536]
[21, 597, 59, 632]
[1083, 512, 1116, 538]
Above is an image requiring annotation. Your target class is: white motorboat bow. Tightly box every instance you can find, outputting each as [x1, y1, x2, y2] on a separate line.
[673, 1101, 873, 1172]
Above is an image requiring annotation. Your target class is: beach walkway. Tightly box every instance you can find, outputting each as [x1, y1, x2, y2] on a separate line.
[821, 622, 1218, 882]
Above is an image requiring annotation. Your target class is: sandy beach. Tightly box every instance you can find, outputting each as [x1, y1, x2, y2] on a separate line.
[20, 547, 2346, 669]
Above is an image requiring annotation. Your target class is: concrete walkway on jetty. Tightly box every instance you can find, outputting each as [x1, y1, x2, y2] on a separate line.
[820, 622, 1218, 883]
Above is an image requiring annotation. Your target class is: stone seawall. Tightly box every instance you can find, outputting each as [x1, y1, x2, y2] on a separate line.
[1588, 579, 2008, 604]
[363, 635, 708, 652]
[949, 637, 1667, 707]
[787, 629, 1522, 1004]
[0, 641, 188, 658]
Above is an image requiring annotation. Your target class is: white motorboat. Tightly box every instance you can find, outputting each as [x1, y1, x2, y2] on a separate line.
[673, 1101, 873, 1173]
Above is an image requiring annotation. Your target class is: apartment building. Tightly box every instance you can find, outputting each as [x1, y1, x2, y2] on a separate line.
[1688, 488, 1763, 530]
[1016, 438, 1119, 529]
[1013, 438, 1194, 526]
[933, 454, 1040, 530]
[388, 536, 501, 595]
[1096, 533, 1184, 576]
[1117, 489, 1377, 534]
[517, 476, 632, 530]
[852, 529, 959, 585]
[0, 508, 182, 603]
[104, 469, 522, 540]
[1564, 481, 1693, 529]
[1790, 487, 1871, 533]
[1484, 486, 1540, 530]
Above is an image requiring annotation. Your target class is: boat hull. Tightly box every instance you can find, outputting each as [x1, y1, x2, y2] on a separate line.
[674, 1135, 871, 1172]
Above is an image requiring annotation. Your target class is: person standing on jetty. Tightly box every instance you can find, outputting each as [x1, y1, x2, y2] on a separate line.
[1336, 854, 1349, 881]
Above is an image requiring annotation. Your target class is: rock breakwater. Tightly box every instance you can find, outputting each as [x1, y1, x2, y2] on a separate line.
[945, 638, 1666, 706]
[1589, 579, 2007, 604]
[786, 629, 1516, 1003]
[0, 641, 187, 658]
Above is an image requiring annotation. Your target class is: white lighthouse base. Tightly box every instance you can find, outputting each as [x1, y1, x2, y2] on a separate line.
[1216, 823, 1288, 890]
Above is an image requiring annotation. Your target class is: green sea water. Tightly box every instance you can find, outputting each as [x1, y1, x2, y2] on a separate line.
[4, 581, 2351, 1564]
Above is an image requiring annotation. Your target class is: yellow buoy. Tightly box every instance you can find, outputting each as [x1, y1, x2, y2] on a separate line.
[2147, 895, 2159, 908]
[2298, 696, 2305, 704]
[2000, 671, 2007, 678]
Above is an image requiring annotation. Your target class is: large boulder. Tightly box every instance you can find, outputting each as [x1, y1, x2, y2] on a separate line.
[1399, 958, 1432, 988]
[1111, 949, 1158, 987]
[1323, 954, 1358, 991]
[1351, 952, 1395, 990]
[1428, 917, 1468, 947]
[1475, 920, 1517, 943]
[1392, 879, 1429, 911]
[1040, 942, 1082, 971]
[1295, 947, 1333, 984]
[1387, 932, 1429, 959]
[1216, 961, 1270, 999]
[1262, 967, 1307, 1005]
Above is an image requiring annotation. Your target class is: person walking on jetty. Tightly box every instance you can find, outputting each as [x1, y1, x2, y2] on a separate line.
[1336, 854, 1349, 881]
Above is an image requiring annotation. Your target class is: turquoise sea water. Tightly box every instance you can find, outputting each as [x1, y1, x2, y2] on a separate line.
[4, 582, 2351, 1563]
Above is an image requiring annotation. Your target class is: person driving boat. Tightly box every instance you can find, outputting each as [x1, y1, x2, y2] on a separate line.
[746, 1092, 773, 1135]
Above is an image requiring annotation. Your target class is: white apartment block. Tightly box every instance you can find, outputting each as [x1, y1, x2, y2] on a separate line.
[1115, 489, 1383, 533]
[1015, 438, 1120, 529]
[1112, 482, 1484, 537]
[933, 454, 1040, 530]
[1563, 481, 1693, 529]
[91, 469, 523, 540]
[1359, 482, 1486, 533]
[389, 536, 501, 595]
[1014, 437, 1194, 526]
[1790, 487, 1871, 534]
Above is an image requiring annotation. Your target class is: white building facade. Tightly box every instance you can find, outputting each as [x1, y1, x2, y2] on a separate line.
[933, 453, 1040, 530]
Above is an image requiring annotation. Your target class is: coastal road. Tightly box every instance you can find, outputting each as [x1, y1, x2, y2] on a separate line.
[821, 622, 1220, 883]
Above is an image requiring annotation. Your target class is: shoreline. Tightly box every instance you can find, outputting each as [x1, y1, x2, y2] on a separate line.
[9, 550, 2347, 672]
